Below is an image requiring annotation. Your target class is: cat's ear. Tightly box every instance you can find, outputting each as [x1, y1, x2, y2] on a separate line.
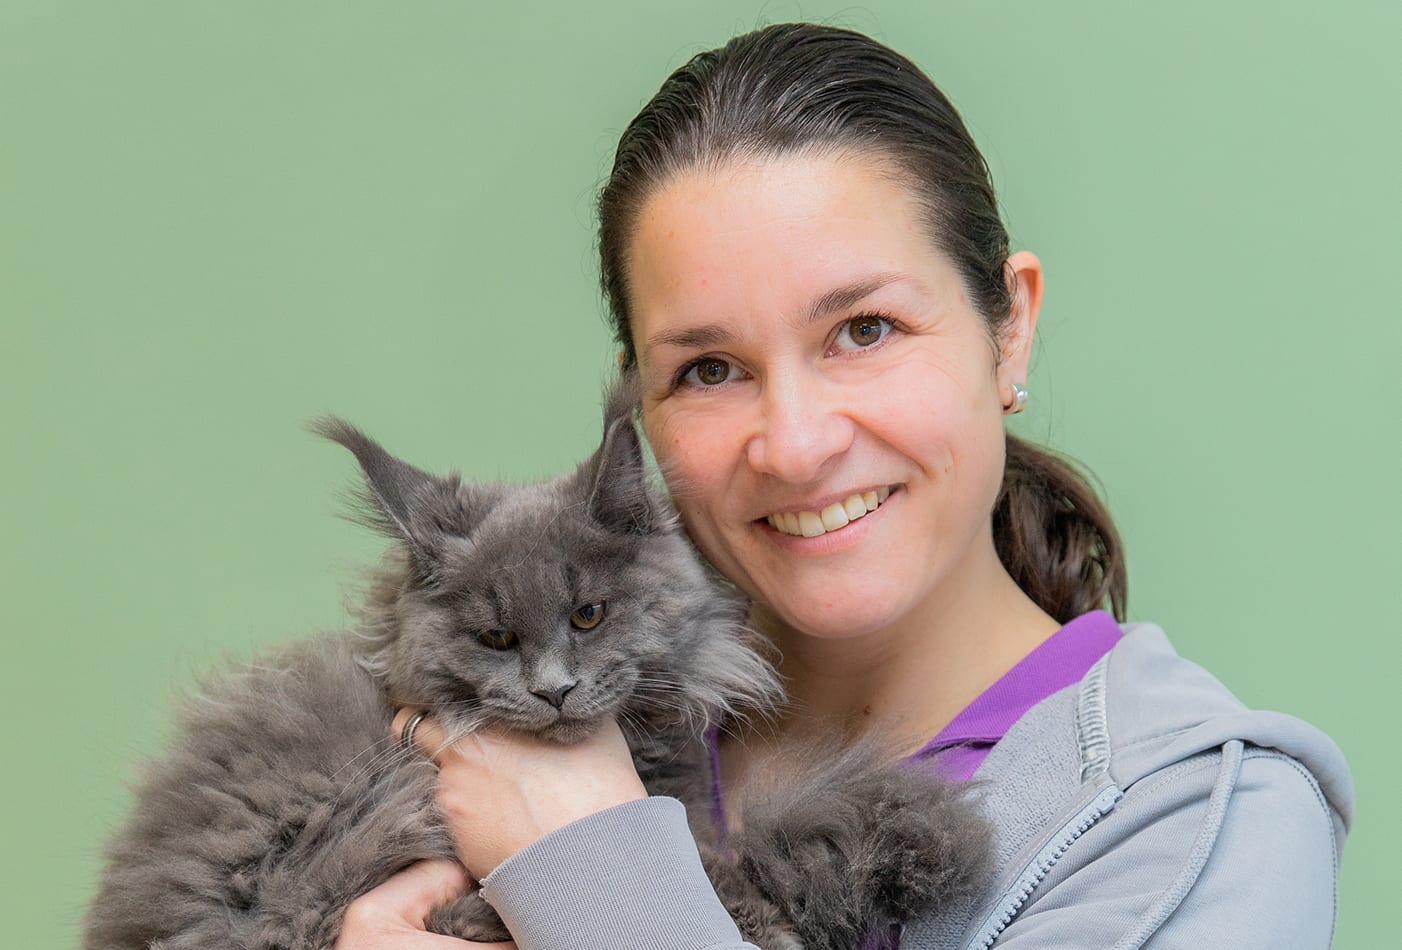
[311, 417, 485, 573]
[587, 408, 657, 536]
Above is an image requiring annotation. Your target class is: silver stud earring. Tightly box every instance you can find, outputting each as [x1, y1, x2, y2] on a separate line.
[1004, 382, 1028, 415]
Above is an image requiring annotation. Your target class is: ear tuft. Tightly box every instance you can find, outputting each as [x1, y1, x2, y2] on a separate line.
[311, 417, 427, 536]
[309, 417, 481, 576]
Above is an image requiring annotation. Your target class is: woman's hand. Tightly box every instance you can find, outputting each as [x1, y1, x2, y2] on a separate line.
[393, 709, 648, 881]
[336, 859, 516, 950]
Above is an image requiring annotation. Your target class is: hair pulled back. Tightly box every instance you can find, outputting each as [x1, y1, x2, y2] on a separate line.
[597, 22, 1126, 622]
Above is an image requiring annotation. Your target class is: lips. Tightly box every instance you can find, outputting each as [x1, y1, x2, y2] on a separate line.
[765, 486, 891, 537]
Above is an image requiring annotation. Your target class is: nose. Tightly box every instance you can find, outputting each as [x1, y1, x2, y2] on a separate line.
[532, 681, 577, 710]
[745, 369, 854, 484]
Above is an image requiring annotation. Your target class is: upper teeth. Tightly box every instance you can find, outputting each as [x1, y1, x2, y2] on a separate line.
[766, 487, 891, 537]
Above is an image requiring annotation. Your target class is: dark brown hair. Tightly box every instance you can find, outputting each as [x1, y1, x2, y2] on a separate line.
[596, 23, 1126, 622]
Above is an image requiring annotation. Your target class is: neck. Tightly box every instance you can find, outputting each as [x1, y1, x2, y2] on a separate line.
[749, 537, 1061, 756]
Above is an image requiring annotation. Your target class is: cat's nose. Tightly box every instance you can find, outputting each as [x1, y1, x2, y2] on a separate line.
[532, 681, 577, 709]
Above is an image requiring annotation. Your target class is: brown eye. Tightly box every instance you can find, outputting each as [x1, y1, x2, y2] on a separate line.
[688, 359, 731, 386]
[845, 315, 887, 347]
[570, 602, 606, 630]
[479, 628, 518, 650]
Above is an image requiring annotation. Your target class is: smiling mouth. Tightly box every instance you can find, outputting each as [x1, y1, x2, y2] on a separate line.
[764, 487, 892, 538]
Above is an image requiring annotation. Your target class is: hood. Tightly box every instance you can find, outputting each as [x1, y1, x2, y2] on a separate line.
[1105, 622, 1353, 832]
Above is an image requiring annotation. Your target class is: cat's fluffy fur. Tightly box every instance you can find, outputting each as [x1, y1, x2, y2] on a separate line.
[85, 382, 990, 950]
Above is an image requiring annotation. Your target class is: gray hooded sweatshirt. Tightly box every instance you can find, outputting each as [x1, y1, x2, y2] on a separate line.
[478, 622, 1354, 948]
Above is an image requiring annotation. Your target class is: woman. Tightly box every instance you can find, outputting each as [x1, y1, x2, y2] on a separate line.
[339, 23, 1352, 949]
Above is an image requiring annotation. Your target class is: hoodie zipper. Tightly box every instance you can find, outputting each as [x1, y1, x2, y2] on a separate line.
[964, 784, 1123, 949]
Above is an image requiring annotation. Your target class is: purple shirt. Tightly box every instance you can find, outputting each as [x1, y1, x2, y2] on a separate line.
[706, 610, 1123, 949]
[906, 609, 1124, 781]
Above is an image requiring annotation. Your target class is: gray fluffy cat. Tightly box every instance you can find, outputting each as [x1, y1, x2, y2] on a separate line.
[85, 383, 989, 950]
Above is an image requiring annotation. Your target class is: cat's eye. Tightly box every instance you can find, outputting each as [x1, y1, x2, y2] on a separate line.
[570, 602, 606, 630]
[478, 628, 518, 650]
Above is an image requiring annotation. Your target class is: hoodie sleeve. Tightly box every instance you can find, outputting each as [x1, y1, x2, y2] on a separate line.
[987, 743, 1343, 949]
[477, 796, 760, 950]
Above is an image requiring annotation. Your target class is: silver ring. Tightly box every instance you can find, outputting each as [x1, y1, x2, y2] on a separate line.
[400, 710, 429, 753]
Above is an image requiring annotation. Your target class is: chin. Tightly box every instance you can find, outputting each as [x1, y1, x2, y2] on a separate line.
[757, 576, 916, 641]
[539, 717, 601, 745]
[765, 599, 905, 642]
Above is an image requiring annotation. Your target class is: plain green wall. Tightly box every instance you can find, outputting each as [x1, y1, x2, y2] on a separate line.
[4, 2, 1397, 946]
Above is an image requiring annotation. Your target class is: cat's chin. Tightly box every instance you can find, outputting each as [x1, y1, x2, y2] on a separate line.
[537, 716, 604, 745]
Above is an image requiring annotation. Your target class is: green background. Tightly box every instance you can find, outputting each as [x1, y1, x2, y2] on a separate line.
[4, 1, 1396, 946]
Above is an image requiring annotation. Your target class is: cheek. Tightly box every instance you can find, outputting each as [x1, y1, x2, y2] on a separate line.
[872, 355, 1001, 467]
[857, 376, 959, 473]
[645, 407, 735, 507]
[644, 410, 753, 581]
[863, 390, 1006, 527]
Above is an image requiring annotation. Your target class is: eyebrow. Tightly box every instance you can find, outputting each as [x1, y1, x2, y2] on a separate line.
[643, 272, 916, 355]
[645, 322, 733, 353]
[806, 272, 912, 323]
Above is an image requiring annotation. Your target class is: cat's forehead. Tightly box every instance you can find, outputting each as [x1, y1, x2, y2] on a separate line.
[445, 476, 618, 568]
[476, 477, 582, 537]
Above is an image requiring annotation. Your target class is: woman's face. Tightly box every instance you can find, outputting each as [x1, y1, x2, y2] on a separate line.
[628, 153, 1038, 641]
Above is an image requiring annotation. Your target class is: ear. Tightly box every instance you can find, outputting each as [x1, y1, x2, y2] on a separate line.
[311, 417, 485, 571]
[587, 411, 657, 535]
[995, 250, 1044, 405]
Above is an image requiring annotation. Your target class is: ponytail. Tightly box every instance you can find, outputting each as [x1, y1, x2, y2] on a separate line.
[994, 435, 1127, 623]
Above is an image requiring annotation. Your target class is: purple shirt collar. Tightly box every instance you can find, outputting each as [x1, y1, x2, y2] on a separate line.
[709, 610, 1124, 832]
[908, 609, 1123, 780]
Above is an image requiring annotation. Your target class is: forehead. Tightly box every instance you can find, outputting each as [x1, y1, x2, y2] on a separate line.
[627, 152, 955, 362]
[455, 482, 641, 565]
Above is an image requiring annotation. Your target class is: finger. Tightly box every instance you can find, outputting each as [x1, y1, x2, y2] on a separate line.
[391, 707, 453, 764]
[362, 858, 471, 926]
